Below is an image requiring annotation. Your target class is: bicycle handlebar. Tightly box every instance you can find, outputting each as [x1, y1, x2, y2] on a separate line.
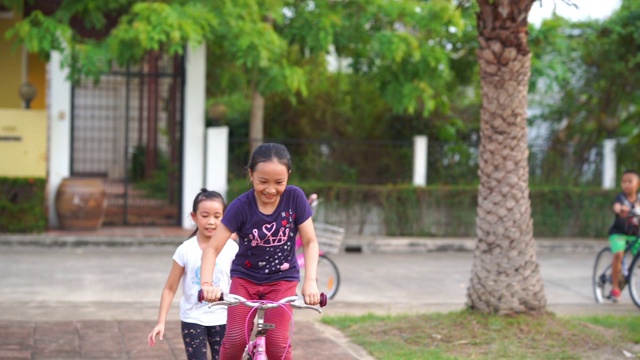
[198, 290, 327, 312]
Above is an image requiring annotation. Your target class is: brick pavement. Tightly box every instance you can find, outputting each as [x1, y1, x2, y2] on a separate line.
[2, 226, 612, 360]
[0, 227, 372, 360]
[0, 320, 187, 360]
[0, 319, 366, 360]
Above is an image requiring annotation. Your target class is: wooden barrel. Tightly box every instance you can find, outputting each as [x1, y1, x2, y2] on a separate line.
[55, 178, 106, 230]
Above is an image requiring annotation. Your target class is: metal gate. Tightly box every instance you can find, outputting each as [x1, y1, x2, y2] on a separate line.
[71, 52, 184, 226]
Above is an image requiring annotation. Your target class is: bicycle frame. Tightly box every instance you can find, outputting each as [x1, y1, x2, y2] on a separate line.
[245, 303, 276, 359]
[207, 293, 323, 360]
[620, 235, 640, 279]
[599, 237, 640, 281]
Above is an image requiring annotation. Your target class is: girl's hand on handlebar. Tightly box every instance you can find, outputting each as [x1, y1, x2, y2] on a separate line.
[301, 281, 320, 306]
[620, 205, 631, 217]
[200, 284, 222, 302]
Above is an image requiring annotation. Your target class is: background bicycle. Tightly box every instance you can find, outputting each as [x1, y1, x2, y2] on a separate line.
[592, 212, 640, 309]
[296, 194, 344, 299]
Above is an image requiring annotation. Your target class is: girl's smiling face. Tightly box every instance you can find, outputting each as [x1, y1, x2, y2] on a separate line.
[191, 199, 224, 239]
[249, 160, 289, 211]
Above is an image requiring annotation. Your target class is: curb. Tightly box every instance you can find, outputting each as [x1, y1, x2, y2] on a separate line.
[0, 235, 185, 247]
[344, 236, 606, 253]
[0, 233, 607, 253]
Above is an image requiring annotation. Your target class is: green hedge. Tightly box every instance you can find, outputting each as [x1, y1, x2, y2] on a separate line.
[0, 177, 47, 233]
[229, 181, 614, 238]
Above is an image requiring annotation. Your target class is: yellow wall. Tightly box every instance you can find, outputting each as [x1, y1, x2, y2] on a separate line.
[0, 11, 24, 109]
[27, 53, 47, 110]
[0, 109, 47, 177]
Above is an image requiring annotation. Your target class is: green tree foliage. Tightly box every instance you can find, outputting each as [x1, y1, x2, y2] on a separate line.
[250, 2, 483, 184]
[204, 1, 482, 184]
[4, 0, 482, 184]
[3, 0, 217, 83]
[205, 0, 474, 116]
[330, 0, 466, 117]
[529, 0, 640, 183]
[4, 0, 474, 121]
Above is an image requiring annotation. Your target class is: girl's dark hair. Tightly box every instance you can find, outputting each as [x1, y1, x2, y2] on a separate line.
[247, 143, 292, 173]
[188, 188, 225, 239]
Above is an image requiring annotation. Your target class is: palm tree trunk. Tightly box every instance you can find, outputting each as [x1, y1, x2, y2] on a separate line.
[467, 0, 546, 315]
[248, 14, 275, 157]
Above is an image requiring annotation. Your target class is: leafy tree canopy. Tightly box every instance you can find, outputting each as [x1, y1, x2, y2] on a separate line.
[3, 0, 218, 82]
[529, 0, 640, 139]
[4, 0, 469, 119]
[528, 0, 640, 183]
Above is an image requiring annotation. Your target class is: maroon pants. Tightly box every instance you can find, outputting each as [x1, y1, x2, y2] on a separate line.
[220, 277, 297, 360]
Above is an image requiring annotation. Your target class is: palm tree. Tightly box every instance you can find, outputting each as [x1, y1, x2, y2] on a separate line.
[466, 0, 546, 314]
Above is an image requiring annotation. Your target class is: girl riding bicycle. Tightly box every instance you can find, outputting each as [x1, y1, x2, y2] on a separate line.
[200, 143, 321, 360]
[148, 189, 238, 360]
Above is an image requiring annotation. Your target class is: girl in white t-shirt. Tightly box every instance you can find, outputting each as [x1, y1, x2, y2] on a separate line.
[148, 189, 238, 360]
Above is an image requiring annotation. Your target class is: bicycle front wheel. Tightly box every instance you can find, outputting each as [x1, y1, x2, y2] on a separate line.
[317, 255, 340, 299]
[592, 247, 614, 303]
[628, 253, 640, 309]
[298, 254, 341, 300]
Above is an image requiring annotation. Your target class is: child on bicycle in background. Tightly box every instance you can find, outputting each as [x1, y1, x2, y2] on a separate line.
[148, 189, 238, 360]
[200, 143, 320, 360]
[607, 170, 640, 302]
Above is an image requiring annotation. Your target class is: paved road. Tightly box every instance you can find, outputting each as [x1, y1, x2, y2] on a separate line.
[0, 246, 637, 359]
[1, 246, 637, 318]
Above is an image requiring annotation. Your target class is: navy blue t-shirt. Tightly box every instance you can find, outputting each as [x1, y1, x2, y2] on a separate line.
[608, 192, 640, 236]
[222, 185, 312, 284]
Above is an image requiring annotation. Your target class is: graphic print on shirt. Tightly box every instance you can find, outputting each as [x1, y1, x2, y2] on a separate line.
[192, 265, 222, 287]
[245, 209, 297, 274]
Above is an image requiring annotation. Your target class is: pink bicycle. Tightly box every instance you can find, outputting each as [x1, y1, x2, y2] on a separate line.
[296, 194, 343, 299]
[199, 291, 327, 360]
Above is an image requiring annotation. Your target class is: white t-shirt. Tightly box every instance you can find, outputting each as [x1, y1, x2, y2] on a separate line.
[173, 236, 238, 326]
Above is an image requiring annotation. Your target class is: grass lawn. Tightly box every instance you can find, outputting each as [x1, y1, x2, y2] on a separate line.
[322, 310, 640, 359]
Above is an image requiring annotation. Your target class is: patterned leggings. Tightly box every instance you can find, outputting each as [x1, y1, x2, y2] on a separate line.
[181, 321, 226, 360]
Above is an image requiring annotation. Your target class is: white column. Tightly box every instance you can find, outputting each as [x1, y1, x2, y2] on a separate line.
[602, 139, 616, 190]
[181, 43, 207, 228]
[206, 126, 229, 200]
[47, 51, 72, 227]
[412, 135, 428, 186]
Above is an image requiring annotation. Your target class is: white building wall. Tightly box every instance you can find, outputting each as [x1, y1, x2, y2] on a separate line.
[181, 43, 207, 228]
[47, 51, 72, 227]
[412, 135, 428, 186]
[602, 139, 616, 190]
[206, 126, 229, 200]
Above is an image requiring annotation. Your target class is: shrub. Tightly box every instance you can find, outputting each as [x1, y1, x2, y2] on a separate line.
[229, 181, 613, 238]
[0, 177, 46, 233]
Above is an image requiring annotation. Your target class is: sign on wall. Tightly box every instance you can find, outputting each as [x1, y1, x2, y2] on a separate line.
[0, 109, 47, 178]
